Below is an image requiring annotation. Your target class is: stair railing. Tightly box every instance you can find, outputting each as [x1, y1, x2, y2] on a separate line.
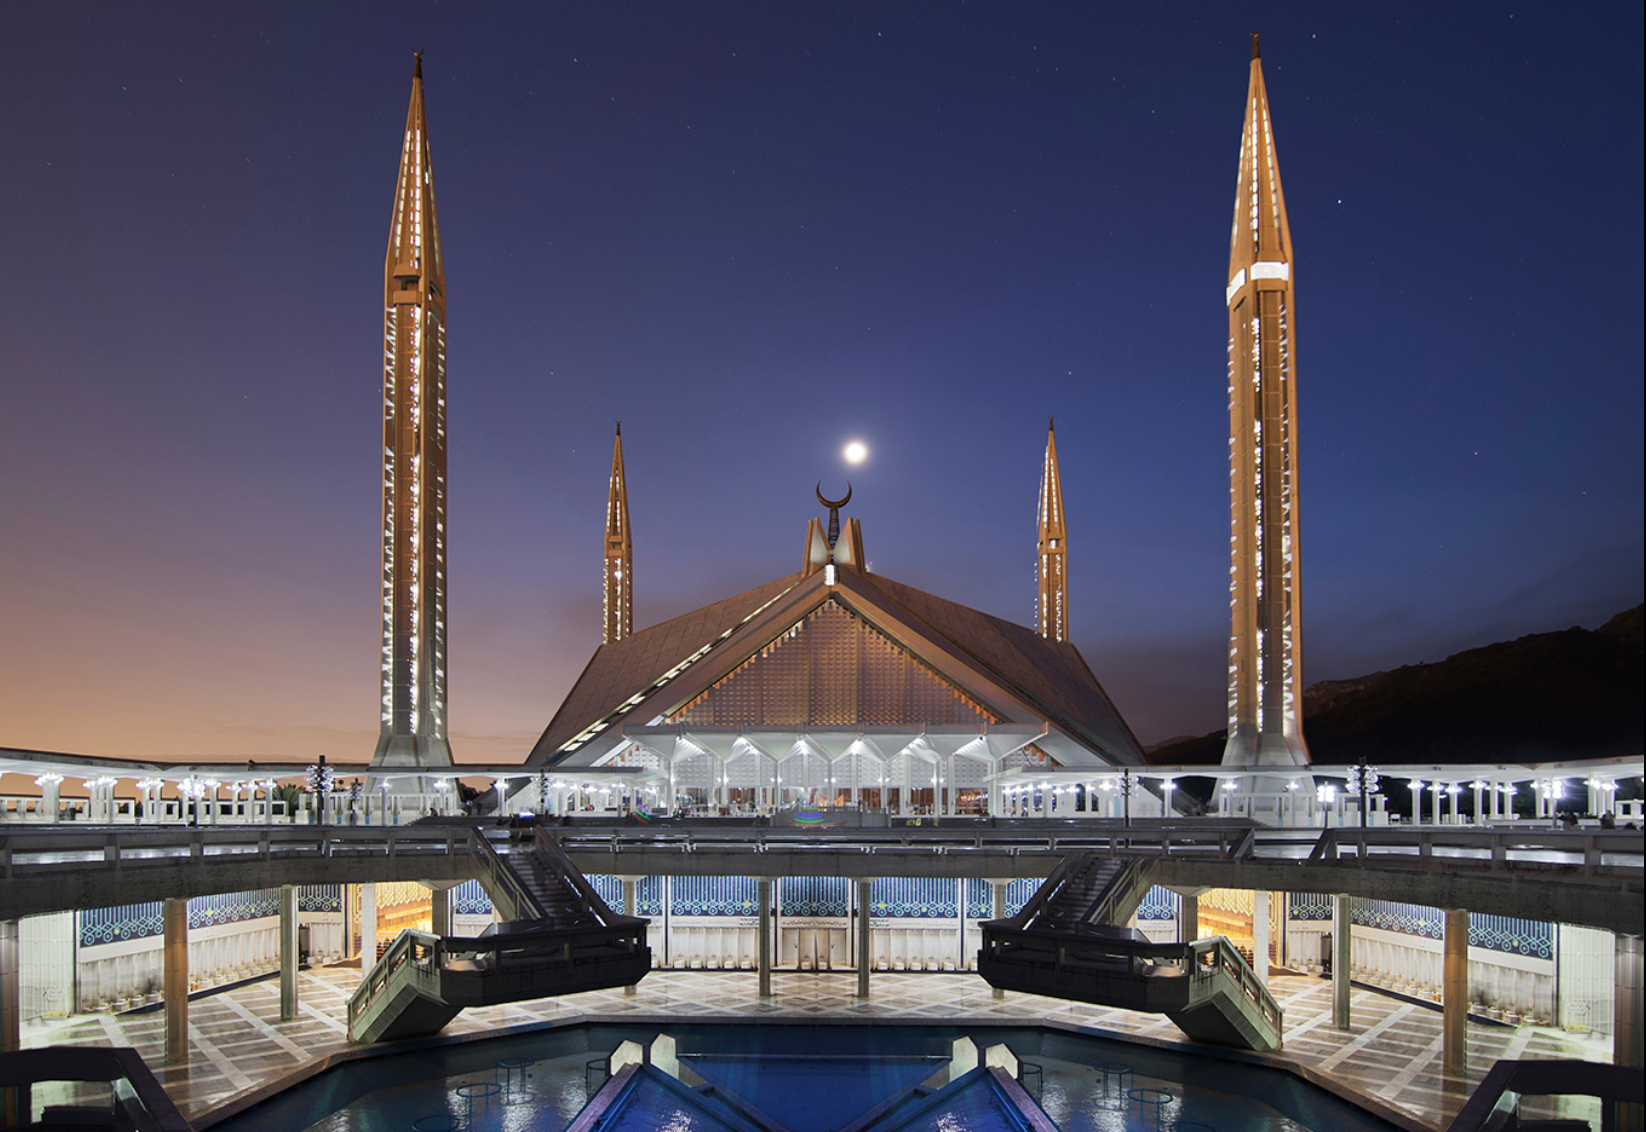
[533, 827, 646, 928]
[1080, 858, 1148, 930]
[346, 929, 443, 1040]
[978, 926, 1284, 1048]
[990, 851, 1091, 931]
[469, 828, 548, 921]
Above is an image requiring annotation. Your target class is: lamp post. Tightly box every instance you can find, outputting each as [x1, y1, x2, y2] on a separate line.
[1347, 757, 1380, 828]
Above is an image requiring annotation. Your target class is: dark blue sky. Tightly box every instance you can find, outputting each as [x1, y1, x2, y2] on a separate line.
[3, 2, 1641, 761]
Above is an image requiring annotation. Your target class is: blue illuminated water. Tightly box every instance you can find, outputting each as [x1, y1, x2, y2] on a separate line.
[209, 1022, 1407, 1132]
[687, 1055, 944, 1131]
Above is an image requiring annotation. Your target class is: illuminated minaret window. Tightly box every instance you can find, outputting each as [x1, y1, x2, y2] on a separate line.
[1036, 418, 1067, 643]
[603, 422, 632, 644]
[372, 54, 453, 769]
[1223, 35, 1308, 767]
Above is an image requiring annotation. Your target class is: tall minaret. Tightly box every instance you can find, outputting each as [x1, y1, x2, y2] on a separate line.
[1223, 35, 1308, 767]
[372, 54, 453, 769]
[1036, 418, 1068, 643]
[603, 423, 632, 644]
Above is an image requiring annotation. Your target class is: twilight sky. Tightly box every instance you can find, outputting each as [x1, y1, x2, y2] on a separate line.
[2, 2, 1641, 765]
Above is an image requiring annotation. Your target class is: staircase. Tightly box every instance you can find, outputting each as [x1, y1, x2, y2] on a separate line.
[347, 829, 650, 1043]
[1028, 855, 1153, 934]
[978, 852, 1283, 1052]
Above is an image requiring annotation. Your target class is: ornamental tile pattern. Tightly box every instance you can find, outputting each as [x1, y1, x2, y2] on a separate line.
[965, 878, 992, 919]
[451, 880, 491, 916]
[296, 885, 341, 914]
[782, 876, 848, 918]
[637, 875, 665, 917]
[79, 891, 283, 947]
[1289, 892, 1334, 921]
[868, 878, 957, 920]
[671, 876, 757, 918]
[1137, 885, 1180, 921]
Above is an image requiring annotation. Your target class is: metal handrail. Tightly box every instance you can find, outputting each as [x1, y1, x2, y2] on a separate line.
[1083, 858, 1146, 929]
[1, 822, 1638, 883]
[1442, 1058, 1643, 1132]
[534, 827, 648, 928]
[999, 851, 1089, 929]
[979, 927, 1284, 1038]
[468, 828, 547, 921]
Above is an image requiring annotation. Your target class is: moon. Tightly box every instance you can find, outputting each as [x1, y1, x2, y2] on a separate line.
[843, 440, 868, 465]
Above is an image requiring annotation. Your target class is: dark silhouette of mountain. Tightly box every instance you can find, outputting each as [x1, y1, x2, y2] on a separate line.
[1147, 605, 1645, 768]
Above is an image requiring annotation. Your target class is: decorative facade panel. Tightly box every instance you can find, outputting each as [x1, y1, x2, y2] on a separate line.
[452, 880, 491, 916]
[671, 877, 757, 917]
[80, 904, 164, 947]
[1347, 898, 1553, 959]
[586, 874, 623, 912]
[80, 890, 281, 947]
[1137, 886, 1180, 922]
[782, 876, 849, 919]
[1470, 914, 1553, 959]
[868, 879, 957, 920]
[1288, 893, 1334, 922]
[1352, 899, 1443, 940]
[298, 885, 342, 913]
[965, 879, 993, 920]
[638, 876, 665, 917]
[671, 601, 996, 729]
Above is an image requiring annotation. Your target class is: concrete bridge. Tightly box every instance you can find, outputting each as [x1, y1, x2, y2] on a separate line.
[2, 820, 1640, 934]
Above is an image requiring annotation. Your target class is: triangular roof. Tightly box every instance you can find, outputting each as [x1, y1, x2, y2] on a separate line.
[527, 566, 1146, 768]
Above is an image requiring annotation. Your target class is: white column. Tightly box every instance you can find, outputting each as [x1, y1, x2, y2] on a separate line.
[1252, 891, 1270, 990]
[359, 884, 377, 977]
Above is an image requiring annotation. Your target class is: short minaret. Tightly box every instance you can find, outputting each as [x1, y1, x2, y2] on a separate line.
[1223, 35, 1308, 767]
[1036, 418, 1067, 643]
[373, 53, 453, 769]
[603, 423, 632, 644]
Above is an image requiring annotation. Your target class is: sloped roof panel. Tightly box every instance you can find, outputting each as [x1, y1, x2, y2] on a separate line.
[526, 574, 802, 763]
[529, 567, 1146, 767]
[849, 572, 1146, 764]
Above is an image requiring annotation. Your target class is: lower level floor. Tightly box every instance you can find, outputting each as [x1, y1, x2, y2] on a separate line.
[23, 965, 1606, 1131]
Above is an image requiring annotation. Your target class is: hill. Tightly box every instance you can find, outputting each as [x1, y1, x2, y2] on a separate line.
[1147, 605, 1644, 767]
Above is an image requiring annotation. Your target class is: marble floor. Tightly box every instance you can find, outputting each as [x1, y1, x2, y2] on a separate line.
[24, 967, 1605, 1130]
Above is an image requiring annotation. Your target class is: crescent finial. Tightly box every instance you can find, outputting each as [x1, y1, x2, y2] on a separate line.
[816, 481, 852, 510]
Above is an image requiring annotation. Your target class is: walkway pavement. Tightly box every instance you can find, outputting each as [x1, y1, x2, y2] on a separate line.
[25, 967, 1603, 1130]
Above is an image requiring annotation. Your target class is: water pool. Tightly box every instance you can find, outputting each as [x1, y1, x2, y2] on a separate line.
[208, 1022, 1410, 1132]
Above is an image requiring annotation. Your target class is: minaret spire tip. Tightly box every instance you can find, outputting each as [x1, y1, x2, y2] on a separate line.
[1250, 33, 1260, 60]
[414, 51, 423, 79]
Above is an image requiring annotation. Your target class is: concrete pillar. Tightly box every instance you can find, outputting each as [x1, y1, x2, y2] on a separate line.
[757, 880, 773, 998]
[1333, 895, 1352, 1031]
[1252, 891, 1270, 989]
[1273, 892, 1288, 968]
[360, 883, 377, 976]
[164, 898, 188, 1065]
[429, 886, 451, 938]
[1443, 909, 1468, 1076]
[279, 885, 299, 1022]
[856, 880, 873, 998]
[990, 881, 1008, 998]
[1616, 934, 1645, 1132]
[37, 775, 62, 823]
[622, 879, 639, 995]
[2, 919, 27, 1128]
[1180, 896, 1199, 944]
